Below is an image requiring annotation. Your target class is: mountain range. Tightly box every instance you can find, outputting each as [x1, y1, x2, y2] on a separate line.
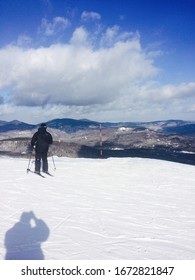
[1, 118, 195, 135]
[0, 118, 195, 165]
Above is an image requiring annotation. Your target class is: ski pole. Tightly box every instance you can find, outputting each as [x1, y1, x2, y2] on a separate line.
[27, 152, 32, 173]
[52, 155, 56, 170]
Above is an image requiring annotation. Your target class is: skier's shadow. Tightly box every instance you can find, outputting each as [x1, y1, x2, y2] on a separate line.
[4, 211, 50, 260]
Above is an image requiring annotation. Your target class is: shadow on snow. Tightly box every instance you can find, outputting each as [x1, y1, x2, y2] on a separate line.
[4, 211, 49, 260]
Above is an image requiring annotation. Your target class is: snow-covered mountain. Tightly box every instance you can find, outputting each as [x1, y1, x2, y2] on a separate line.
[0, 118, 195, 165]
[1, 118, 195, 134]
[0, 156, 195, 260]
[0, 120, 35, 132]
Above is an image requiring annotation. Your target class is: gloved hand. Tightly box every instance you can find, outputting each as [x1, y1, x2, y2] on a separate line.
[27, 144, 34, 153]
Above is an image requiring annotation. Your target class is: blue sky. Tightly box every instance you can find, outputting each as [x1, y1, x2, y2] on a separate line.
[0, 0, 195, 123]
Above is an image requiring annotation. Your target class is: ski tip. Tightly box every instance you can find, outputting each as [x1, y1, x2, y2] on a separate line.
[43, 171, 54, 177]
[35, 172, 45, 178]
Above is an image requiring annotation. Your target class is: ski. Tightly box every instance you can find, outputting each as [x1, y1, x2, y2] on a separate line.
[43, 171, 53, 177]
[35, 172, 45, 178]
[27, 169, 45, 178]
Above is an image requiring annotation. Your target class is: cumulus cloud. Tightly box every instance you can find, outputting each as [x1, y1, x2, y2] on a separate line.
[39, 17, 70, 36]
[0, 29, 159, 110]
[159, 83, 195, 100]
[0, 19, 195, 122]
[136, 82, 195, 102]
[81, 11, 101, 21]
[70, 26, 89, 45]
[100, 25, 135, 47]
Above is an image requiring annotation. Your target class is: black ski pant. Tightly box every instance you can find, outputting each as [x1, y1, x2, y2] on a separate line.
[35, 150, 48, 172]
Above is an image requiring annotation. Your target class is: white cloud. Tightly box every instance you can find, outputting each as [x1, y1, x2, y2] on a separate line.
[81, 11, 101, 21]
[160, 82, 195, 100]
[16, 35, 32, 47]
[0, 22, 195, 122]
[39, 17, 70, 36]
[137, 82, 195, 102]
[0, 104, 16, 118]
[100, 25, 138, 47]
[0, 30, 158, 108]
[70, 26, 89, 45]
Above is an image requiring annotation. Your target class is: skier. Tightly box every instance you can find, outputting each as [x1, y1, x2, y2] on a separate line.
[31, 123, 53, 174]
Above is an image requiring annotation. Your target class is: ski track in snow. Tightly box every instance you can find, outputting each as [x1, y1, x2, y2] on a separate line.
[0, 156, 195, 260]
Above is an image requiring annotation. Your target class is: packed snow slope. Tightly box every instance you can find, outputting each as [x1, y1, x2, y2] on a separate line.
[0, 156, 195, 260]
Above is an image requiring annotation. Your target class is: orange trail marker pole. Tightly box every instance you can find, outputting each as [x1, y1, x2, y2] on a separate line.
[100, 124, 103, 158]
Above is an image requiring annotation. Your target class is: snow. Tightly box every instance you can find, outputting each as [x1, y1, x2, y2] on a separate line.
[0, 156, 195, 260]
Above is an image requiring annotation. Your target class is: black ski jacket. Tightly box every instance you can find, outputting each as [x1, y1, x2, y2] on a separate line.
[31, 127, 53, 152]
